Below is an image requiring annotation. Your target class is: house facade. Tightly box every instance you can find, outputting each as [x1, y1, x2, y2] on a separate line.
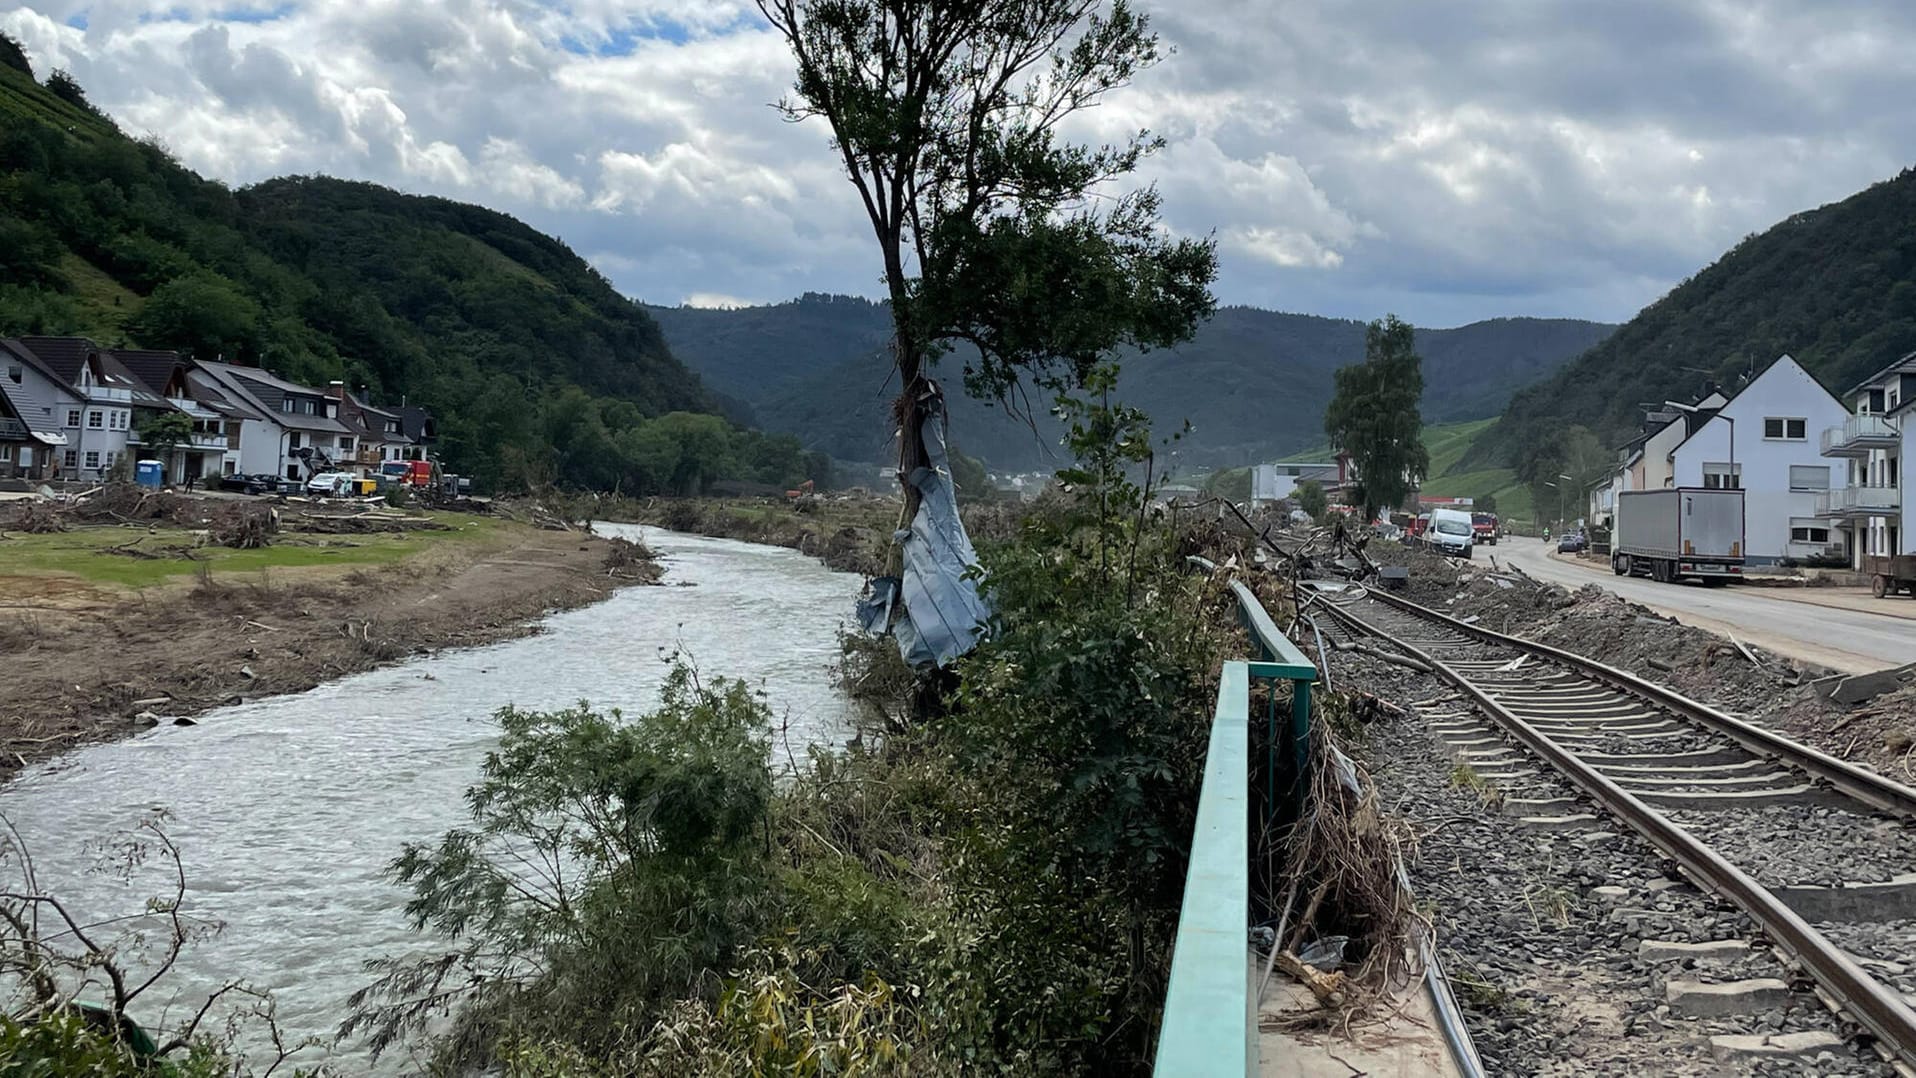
[0, 340, 78, 481]
[3, 336, 183, 483]
[194, 361, 358, 480]
[1817, 350, 1915, 569]
[1668, 355, 1849, 564]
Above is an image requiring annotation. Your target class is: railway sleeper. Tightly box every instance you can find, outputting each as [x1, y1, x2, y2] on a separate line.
[1773, 872, 1916, 922]
[1665, 978, 1795, 1017]
[1631, 784, 1852, 811]
[1582, 746, 1754, 768]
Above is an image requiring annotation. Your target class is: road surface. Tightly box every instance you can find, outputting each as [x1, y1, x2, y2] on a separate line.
[1488, 538, 1916, 674]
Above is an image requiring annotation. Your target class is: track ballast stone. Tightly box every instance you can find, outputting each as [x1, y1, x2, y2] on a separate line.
[1339, 649, 1891, 1076]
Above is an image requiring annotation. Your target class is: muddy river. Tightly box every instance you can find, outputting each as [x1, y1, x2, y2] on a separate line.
[0, 527, 861, 1070]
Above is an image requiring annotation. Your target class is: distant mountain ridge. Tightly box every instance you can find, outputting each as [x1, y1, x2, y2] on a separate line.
[648, 295, 1616, 471]
[1473, 166, 1916, 466]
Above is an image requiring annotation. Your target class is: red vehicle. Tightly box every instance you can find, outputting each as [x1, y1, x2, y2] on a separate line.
[1471, 512, 1500, 546]
[1406, 513, 1432, 539]
[380, 459, 435, 487]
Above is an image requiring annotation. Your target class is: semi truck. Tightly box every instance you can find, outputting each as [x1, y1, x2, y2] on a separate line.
[1611, 488, 1744, 585]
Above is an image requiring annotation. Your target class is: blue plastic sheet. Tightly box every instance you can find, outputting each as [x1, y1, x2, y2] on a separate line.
[857, 400, 990, 668]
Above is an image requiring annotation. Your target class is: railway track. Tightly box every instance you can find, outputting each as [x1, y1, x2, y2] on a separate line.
[1307, 580, 1916, 1070]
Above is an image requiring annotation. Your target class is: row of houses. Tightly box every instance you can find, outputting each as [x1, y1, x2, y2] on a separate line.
[0, 336, 435, 487]
[1586, 352, 1915, 569]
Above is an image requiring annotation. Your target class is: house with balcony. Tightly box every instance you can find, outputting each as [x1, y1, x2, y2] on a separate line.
[111, 349, 248, 485]
[1668, 354, 1849, 564]
[192, 361, 356, 480]
[7, 336, 184, 482]
[326, 382, 417, 477]
[1817, 349, 1916, 569]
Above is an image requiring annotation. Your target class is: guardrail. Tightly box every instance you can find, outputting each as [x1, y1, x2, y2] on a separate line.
[0, 418, 26, 437]
[1155, 560, 1318, 1076]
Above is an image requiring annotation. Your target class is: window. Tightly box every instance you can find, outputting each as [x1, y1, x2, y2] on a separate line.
[0, 445, 11, 462]
[62, 450, 76, 469]
[1702, 462, 1742, 489]
[104, 451, 117, 469]
[1791, 521, 1831, 544]
[6, 365, 19, 384]
[339, 436, 354, 451]
[65, 409, 80, 427]
[84, 451, 100, 469]
[1789, 465, 1831, 492]
[1763, 417, 1807, 440]
[87, 410, 103, 428]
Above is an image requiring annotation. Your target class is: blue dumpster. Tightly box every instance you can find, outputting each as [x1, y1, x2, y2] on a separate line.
[135, 460, 165, 489]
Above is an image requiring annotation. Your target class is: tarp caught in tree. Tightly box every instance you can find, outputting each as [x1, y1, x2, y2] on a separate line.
[856, 399, 989, 668]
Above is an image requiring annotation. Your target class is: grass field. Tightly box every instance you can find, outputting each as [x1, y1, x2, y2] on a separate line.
[1276, 418, 1536, 523]
[0, 513, 512, 589]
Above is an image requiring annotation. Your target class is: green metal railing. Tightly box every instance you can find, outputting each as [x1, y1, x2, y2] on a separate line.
[1155, 562, 1318, 1076]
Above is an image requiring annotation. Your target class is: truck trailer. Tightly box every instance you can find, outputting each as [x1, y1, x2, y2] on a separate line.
[1611, 488, 1744, 585]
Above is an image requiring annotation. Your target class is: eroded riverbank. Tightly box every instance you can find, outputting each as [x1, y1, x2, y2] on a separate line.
[0, 514, 656, 780]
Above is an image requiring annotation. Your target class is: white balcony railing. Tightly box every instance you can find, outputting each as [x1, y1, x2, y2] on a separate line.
[1815, 485, 1902, 516]
[0, 418, 26, 437]
[1821, 414, 1900, 456]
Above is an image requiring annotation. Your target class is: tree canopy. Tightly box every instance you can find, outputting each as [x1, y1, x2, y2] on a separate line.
[758, 0, 1217, 514]
[1324, 315, 1430, 520]
[1294, 478, 1328, 520]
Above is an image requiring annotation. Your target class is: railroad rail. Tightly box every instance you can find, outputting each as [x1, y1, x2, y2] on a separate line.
[1308, 581, 1916, 1069]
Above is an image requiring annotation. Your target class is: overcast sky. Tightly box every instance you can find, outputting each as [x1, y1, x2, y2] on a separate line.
[7, 0, 1916, 327]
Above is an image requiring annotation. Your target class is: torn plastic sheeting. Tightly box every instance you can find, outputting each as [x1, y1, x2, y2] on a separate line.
[887, 404, 991, 668]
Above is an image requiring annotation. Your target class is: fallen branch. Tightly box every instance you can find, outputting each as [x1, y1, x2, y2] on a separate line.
[1329, 640, 1433, 673]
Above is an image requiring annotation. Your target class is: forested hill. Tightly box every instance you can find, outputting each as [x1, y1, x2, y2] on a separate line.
[648, 295, 1615, 471]
[1471, 166, 1916, 467]
[0, 56, 821, 493]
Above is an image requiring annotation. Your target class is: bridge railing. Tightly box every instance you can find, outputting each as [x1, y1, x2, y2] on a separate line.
[1155, 560, 1318, 1076]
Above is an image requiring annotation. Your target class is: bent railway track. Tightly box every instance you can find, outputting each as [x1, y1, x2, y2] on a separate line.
[1308, 581, 1916, 1069]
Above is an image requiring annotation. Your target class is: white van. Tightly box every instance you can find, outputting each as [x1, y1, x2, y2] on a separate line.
[1428, 508, 1475, 558]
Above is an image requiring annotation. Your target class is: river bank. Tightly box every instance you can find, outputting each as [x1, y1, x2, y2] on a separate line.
[0, 507, 658, 780]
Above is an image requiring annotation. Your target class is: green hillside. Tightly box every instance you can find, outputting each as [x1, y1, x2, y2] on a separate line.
[649, 296, 1614, 471]
[0, 55, 820, 494]
[1474, 166, 1916, 468]
[1275, 419, 1534, 522]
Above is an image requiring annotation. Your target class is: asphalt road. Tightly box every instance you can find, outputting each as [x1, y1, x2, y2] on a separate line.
[1487, 538, 1916, 675]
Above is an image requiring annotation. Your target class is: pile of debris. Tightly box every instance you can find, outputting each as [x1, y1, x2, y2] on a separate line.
[207, 503, 279, 549]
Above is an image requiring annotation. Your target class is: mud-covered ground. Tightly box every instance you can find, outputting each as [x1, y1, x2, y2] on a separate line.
[0, 505, 657, 781]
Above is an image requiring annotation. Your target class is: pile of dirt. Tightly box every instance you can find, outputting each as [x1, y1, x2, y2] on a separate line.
[0, 501, 67, 533]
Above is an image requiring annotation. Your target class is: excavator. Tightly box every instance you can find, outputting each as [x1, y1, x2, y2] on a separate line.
[785, 478, 817, 511]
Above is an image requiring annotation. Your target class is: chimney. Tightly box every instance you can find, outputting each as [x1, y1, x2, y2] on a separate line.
[328, 380, 346, 401]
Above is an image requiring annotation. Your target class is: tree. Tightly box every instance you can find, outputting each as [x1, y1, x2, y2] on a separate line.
[949, 446, 989, 502]
[1516, 423, 1609, 526]
[1474, 492, 1498, 513]
[137, 411, 194, 460]
[1324, 315, 1429, 520]
[756, 0, 1217, 526]
[125, 272, 261, 361]
[1294, 478, 1328, 520]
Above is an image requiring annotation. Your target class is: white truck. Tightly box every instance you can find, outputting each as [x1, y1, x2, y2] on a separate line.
[1611, 488, 1744, 585]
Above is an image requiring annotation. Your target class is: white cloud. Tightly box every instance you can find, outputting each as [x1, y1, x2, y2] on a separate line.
[3, 0, 1916, 326]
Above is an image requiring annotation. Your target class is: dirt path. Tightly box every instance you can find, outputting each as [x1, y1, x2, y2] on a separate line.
[0, 523, 656, 782]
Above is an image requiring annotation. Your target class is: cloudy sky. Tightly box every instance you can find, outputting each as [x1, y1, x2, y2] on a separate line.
[6, 0, 1916, 327]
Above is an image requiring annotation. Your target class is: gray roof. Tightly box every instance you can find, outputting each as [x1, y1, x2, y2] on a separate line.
[0, 379, 62, 434]
[1843, 349, 1916, 398]
[194, 360, 350, 435]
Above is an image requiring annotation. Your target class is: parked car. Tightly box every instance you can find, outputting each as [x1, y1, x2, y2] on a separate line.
[304, 471, 357, 497]
[1557, 531, 1588, 553]
[218, 473, 279, 495]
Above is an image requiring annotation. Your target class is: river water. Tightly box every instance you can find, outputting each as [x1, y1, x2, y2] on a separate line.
[0, 527, 860, 1070]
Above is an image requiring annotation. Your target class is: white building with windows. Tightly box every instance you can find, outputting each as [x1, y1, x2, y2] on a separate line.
[1817, 349, 1915, 569]
[1668, 354, 1849, 564]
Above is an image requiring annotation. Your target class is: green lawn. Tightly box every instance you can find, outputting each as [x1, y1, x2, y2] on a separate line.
[1276, 418, 1537, 523]
[1, 514, 508, 589]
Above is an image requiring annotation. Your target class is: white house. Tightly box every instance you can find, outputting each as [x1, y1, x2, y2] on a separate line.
[1668, 354, 1849, 564]
[1250, 461, 1342, 507]
[194, 361, 357, 480]
[1817, 349, 1914, 569]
